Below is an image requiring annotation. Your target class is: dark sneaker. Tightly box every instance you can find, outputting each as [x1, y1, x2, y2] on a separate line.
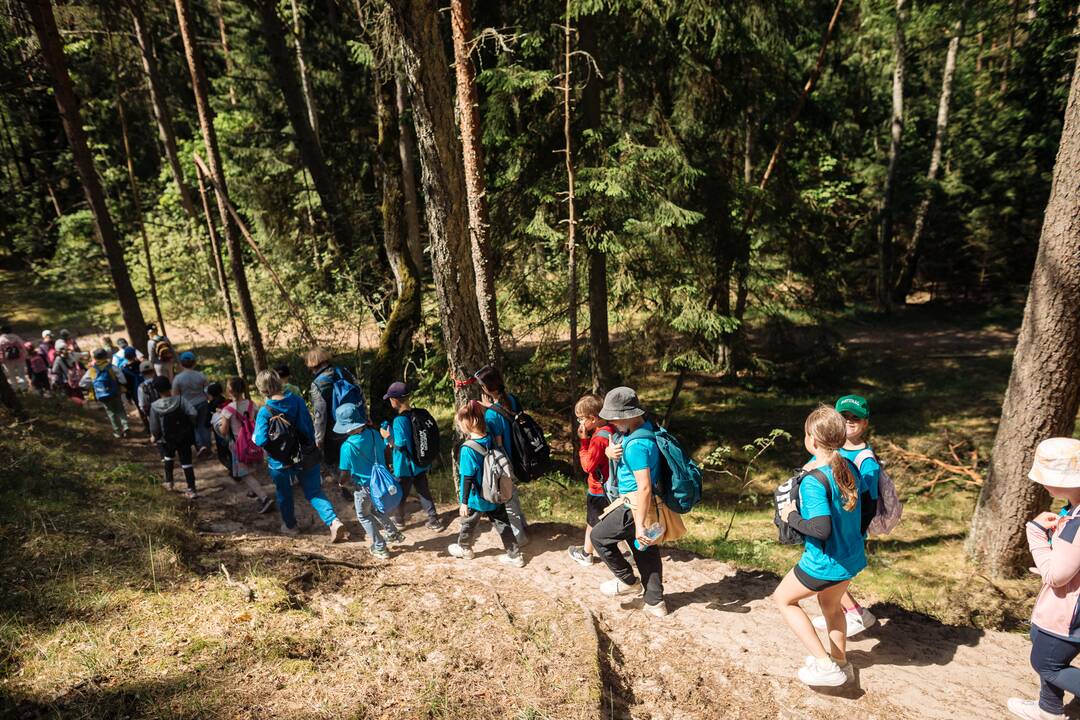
[385, 531, 406, 545]
[184, 489, 198, 500]
[567, 545, 596, 567]
[257, 496, 275, 514]
[369, 546, 391, 560]
[425, 517, 447, 532]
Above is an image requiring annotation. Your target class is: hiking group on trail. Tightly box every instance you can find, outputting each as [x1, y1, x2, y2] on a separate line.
[5, 322, 1080, 715]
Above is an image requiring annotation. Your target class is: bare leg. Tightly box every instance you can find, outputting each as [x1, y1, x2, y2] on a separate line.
[584, 524, 595, 555]
[818, 581, 852, 662]
[772, 569, 828, 659]
[839, 590, 859, 612]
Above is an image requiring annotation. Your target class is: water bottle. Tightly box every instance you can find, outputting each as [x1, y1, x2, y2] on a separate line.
[380, 420, 390, 431]
[634, 522, 664, 551]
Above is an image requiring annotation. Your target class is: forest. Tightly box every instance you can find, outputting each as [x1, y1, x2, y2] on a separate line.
[1, 0, 1080, 717]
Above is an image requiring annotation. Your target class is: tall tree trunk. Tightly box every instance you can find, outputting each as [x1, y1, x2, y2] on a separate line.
[579, 11, 611, 393]
[211, 0, 237, 106]
[195, 162, 245, 378]
[386, 0, 486, 407]
[563, 0, 580, 434]
[370, 71, 422, 417]
[129, 1, 198, 222]
[175, 0, 267, 372]
[111, 36, 166, 336]
[967, 47, 1080, 578]
[288, 0, 319, 147]
[254, 0, 356, 260]
[894, 11, 965, 303]
[396, 72, 425, 273]
[877, 0, 907, 311]
[25, 0, 147, 346]
[450, 0, 502, 365]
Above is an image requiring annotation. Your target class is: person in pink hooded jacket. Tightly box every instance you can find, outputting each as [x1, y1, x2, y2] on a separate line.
[1009, 437, 1080, 720]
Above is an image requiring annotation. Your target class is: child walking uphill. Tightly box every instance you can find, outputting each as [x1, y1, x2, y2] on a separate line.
[774, 405, 865, 687]
[591, 386, 667, 617]
[380, 381, 446, 532]
[337, 402, 405, 560]
[148, 376, 199, 499]
[253, 369, 345, 542]
[217, 377, 274, 514]
[812, 394, 880, 637]
[474, 365, 529, 546]
[447, 401, 524, 567]
[1007, 438, 1080, 720]
[80, 348, 129, 438]
[568, 393, 615, 567]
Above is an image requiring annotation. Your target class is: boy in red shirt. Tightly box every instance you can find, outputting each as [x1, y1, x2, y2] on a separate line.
[568, 393, 616, 566]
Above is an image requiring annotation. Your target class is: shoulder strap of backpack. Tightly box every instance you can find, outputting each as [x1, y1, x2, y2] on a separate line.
[463, 439, 488, 457]
[488, 403, 516, 422]
[854, 448, 877, 467]
[596, 429, 612, 439]
[805, 468, 832, 503]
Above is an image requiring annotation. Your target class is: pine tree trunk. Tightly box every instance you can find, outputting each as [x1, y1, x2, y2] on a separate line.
[370, 71, 422, 417]
[877, 0, 907, 311]
[894, 11, 965, 303]
[288, 0, 319, 147]
[129, 1, 198, 222]
[579, 12, 612, 393]
[25, 0, 147, 346]
[175, 0, 266, 372]
[211, 0, 237, 106]
[967, 48, 1080, 578]
[450, 0, 502, 365]
[386, 0, 486, 407]
[563, 0, 579, 429]
[255, 0, 356, 260]
[396, 72, 425, 274]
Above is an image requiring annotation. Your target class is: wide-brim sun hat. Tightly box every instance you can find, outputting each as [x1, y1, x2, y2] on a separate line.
[599, 386, 645, 421]
[1029, 437, 1080, 488]
[333, 402, 368, 434]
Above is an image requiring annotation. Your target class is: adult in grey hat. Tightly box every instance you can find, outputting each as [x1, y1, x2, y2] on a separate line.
[591, 385, 668, 616]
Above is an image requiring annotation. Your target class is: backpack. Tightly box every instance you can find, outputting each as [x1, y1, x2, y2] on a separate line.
[369, 464, 403, 514]
[489, 402, 550, 482]
[29, 353, 47, 374]
[121, 362, 141, 390]
[90, 365, 119, 400]
[405, 408, 440, 467]
[774, 468, 832, 545]
[232, 403, 264, 466]
[596, 428, 621, 501]
[263, 412, 304, 466]
[159, 402, 194, 445]
[154, 337, 174, 362]
[316, 367, 365, 429]
[3, 343, 19, 361]
[855, 448, 904, 536]
[624, 424, 703, 514]
[463, 439, 515, 505]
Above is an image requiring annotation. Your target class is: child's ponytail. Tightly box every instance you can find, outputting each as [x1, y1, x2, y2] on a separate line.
[805, 405, 858, 511]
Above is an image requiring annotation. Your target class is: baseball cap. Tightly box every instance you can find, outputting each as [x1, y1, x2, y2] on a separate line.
[383, 381, 409, 400]
[179, 351, 196, 364]
[835, 395, 869, 419]
[139, 361, 153, 373]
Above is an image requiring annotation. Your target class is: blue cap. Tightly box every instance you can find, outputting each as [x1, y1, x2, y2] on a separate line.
[179, 351, 196, 364]
[333, 402, 368, 434]
[123, 346, 137, 359]
[383, 381, 409, 400]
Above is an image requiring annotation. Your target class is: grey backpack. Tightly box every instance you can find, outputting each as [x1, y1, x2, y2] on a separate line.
[463, 439, 515, 505]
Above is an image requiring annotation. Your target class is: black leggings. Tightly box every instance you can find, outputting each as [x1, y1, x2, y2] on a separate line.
[590, 505, 664, 606]
[158, 442, 195, 491]
[1031, 626, 1080, 715]
[458, 505, 519, 557]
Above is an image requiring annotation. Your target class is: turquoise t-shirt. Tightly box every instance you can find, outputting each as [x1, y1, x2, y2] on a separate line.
[484, 393, 521, 462]
[459, 435, 496, 512]
[391, 413, 428, 478]
[839, 444, 880, 501]
[614, 421, 662, 495]
[339, 428, 386, 485]
[797, 462, 867, 582]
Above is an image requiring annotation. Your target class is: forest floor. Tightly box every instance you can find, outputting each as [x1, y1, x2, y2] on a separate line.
[0, 395, 1059, 720]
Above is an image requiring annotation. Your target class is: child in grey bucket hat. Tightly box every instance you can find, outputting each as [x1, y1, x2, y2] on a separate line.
[599, 386, 645, 421]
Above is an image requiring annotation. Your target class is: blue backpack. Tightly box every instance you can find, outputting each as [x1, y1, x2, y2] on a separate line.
[625, 424, 702, 514]
[91, 365, 119, 400]
[351, 429, 402, 514]
[317, 367, 365, 427]
[120, 362, 141, 390]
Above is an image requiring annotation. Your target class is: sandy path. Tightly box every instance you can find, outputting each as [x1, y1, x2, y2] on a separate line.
[150, 444, 1052, 720]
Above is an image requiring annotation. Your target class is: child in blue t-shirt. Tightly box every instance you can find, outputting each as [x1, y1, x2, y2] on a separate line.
[774, 405, 866, 688]
[336, 402, 404, 560]
[475, 365, 529, 547]
[447, 401, 523, 567]
[379, 381, 446, 532]
[812, 394, 880, 638]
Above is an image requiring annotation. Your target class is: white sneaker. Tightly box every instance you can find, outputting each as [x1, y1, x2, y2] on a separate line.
[280, 523, 300, 537]
[644, 601, 669, 617]
[448, 543, 475, 560]
[1007, 698, 1065, 720]
[797, 656, 848, 687]
[813, 607, 877, 637]
[600, 578, 643, 597]
[499, 553, 525, 568]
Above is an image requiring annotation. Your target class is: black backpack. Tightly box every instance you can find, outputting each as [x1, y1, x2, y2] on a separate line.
[774, 468, 832, 545]
[263, 413, 303, 466]
[405, 408, 440, 467]
[159, 402, 194, 446]
[489, 403, 550, 482]
[3, 344, 19, 360]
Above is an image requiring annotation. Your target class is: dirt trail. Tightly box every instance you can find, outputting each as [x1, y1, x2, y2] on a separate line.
[159, 446, 1048, 720]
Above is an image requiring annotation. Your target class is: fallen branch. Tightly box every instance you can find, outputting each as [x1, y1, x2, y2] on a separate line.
[881, 439, 984, 488]
[220, 563, 255, 602]
[290, 552, 367, 571]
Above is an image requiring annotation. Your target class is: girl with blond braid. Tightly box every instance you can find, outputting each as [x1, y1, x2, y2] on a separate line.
[773, 405, 866, 687]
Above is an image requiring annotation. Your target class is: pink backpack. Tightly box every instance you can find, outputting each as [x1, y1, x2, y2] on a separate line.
[232, 403, 264, 466]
